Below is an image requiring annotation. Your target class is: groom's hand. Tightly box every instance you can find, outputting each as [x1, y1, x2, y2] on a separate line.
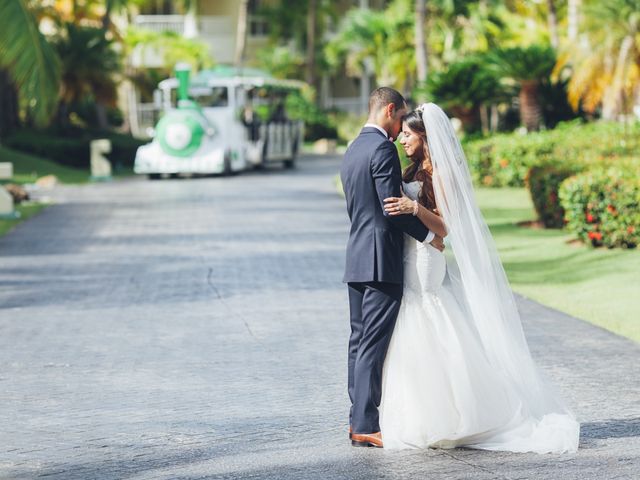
[430, 235, 445, 252]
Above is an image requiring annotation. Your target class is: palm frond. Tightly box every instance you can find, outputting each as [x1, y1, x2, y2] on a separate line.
[0, 0, 60, 126]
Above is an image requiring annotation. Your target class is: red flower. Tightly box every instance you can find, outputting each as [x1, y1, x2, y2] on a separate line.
[587, 231, 603, 241]
[586, 213, 595, 223]
[628, 226, 636, 234]
[607, 204, 617, 214]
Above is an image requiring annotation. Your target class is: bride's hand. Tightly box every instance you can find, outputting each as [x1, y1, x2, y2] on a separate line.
[383, 195, 414, 215]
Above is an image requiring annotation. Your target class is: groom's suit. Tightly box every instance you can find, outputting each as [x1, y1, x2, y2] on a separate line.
[341, 126, 431, 434]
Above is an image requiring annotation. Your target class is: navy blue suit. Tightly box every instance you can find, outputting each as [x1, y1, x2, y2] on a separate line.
[340, 127, 430, 434]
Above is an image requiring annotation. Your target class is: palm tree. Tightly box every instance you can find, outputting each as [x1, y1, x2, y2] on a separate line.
[490, 45, 556, 131]
[0, 0, 61, 129]
[425, 55, 509, 132]
[325, 5, 414, 91]
[415, 0, 428, 85]
[557, 0, 640, 119]
[54, 23, 121, 128]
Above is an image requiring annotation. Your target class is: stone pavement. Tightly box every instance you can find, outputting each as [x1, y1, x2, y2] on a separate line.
[0, 155, 638, 480]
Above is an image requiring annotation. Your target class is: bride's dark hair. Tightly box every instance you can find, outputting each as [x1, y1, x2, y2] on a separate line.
[401, 110, 437, 212]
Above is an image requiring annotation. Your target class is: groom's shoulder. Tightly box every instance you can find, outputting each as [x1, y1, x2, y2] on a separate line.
[347, 129, 387, 156]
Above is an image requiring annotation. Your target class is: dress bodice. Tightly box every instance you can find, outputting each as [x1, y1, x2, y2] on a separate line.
[402, 181, 421, 201]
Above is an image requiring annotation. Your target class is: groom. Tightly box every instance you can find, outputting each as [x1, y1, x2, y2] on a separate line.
[340, 87, 444, 448]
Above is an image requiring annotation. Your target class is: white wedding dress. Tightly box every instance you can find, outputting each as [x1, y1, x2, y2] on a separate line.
[379, 181, 580, 453]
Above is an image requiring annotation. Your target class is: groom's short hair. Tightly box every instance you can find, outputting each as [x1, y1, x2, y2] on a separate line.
[368, 87, 405, 113]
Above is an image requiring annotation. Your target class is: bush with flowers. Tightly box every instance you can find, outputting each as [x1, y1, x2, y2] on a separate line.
[559, 167, 640, 248]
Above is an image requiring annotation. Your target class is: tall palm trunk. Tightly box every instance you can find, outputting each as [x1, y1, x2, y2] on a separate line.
[602, 34, 634, 120]
[519, 80, 542, 131]
[568, 0, 580, 41]
[234, 0, 249, 68]
[547, 0, 559, 49]
[306, 0, 317, 91]
[415, 0, 428, 85]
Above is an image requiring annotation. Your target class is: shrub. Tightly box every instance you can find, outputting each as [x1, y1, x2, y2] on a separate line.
[527, 163, 582, 228]
[285, 90, 338, 141]
[559, 167, 640, 248]
[463, 120, 640, 188]
[3, 128, 146, 171]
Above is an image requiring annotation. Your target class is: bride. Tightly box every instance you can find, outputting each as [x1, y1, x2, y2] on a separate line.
[379, 103, 580, 453]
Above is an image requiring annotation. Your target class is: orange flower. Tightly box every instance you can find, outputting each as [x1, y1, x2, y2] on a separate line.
[586, 213, 595, 223]
[499, 158, 509, 168]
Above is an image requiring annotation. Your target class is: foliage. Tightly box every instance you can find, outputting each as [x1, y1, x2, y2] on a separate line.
[124, 27, 214, 72]
[0, 0, 60, 127]
[556, 0, 640, 118]
[324, 0, 415, 89]
[3, 128, 146, 170]
[285, 89, 337, 141]
[526, 163, 581, 228]
[424, 55, 509, 110]
[559, 167, 640, 248]
[255, 45, 305, 80]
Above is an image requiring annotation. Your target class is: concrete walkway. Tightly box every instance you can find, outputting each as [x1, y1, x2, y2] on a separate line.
[0, 155, 638, 479]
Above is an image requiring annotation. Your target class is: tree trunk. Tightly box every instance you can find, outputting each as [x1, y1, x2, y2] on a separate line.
[450, 105, 479, 132]
[547, 0, 559, 49]
[0, 69, 20, 138]
[568, 0, 580, 41]
[602, 34, 634, 120]
[519, 80, 542, 131]
[415, 0, 428, 86]
[479, 104, 489, 135]
[234, 0, 249, 69]
[95, 103, 109, 130]
[306, 0, 317, 91]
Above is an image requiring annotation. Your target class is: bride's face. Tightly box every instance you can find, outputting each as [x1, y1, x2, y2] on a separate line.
[399, 123, 424, 159]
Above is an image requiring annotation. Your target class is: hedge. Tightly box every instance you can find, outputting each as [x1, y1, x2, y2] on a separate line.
[3, 128, 147, 171]
[559, 167, 640, 248]
[463, 120, 640, 188]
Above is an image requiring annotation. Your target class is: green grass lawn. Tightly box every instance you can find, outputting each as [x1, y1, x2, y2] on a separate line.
[477, 187, 639, 343]
[0, 145, 91, 238]
[0, 145, 89, 184]
[0, 202, 47, 237]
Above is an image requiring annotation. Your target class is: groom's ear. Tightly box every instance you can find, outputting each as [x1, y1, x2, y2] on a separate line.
[385, 103, 396, 118]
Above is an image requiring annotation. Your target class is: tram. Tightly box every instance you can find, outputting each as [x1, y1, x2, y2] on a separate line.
[134, 65, 305, 178]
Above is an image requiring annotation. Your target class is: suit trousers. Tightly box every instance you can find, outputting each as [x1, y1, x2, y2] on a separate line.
[347, 281, 403, 434]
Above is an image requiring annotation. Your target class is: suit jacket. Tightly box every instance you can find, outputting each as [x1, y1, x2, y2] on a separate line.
[341, 127, 430, 284]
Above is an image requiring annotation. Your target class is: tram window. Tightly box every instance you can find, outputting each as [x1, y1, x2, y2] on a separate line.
[195, 87, 229, 108]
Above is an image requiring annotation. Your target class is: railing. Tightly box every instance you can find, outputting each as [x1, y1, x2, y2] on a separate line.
[323, 96, 367, 115]
[134, 15, 185, 34]
[136, 103, 160, 136]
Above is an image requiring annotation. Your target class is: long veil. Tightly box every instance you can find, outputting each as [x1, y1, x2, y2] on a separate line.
[421, 103, 579, 452]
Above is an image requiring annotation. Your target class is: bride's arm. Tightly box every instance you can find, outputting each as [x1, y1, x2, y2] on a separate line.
[383, 196, 447, 238]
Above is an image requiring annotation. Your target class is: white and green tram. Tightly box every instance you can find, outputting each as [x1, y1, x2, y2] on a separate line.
[134, 65, 305, 179]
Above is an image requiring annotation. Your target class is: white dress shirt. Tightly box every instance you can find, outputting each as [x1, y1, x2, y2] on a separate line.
[364, 124, 436, 245]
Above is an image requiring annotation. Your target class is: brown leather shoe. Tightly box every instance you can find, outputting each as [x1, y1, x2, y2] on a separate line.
[351, 431, 383, 448]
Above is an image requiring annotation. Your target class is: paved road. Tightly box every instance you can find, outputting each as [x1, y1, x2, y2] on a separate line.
[0, 155, 638, 479]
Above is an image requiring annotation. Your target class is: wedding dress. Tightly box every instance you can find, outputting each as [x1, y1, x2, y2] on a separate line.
[379, 104, 580, 454]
